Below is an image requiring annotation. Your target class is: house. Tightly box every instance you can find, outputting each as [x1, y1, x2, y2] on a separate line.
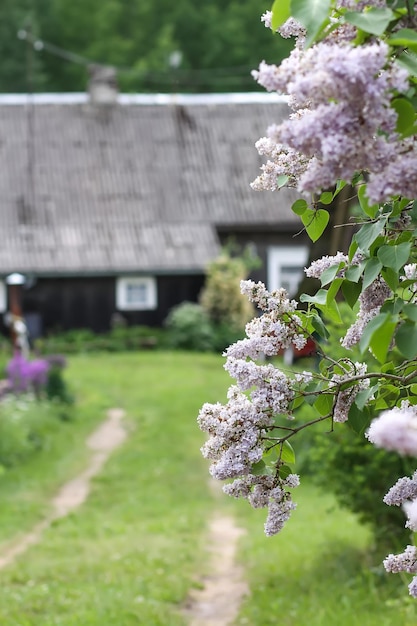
[0, 84, 309, 338]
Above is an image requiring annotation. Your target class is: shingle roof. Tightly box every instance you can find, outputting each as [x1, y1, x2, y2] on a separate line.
[0, 93, 299, 275]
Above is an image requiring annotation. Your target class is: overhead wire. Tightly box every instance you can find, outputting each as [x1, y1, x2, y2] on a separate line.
[17, 28, 258, 89]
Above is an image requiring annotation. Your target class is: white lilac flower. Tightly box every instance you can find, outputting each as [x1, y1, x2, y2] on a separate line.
[260, 11, 272, 29]
[409, 577, 417, 598]
[341, 277, 391, 349]
[366, 403, 417, 456]
[403, 498, 417, 531]
[404, 264, 417, 281]
[384, 545, 417, 574]
[330, 362, 369, 423]
[305, 252, 348, 279]
[384, 473, 417, 506]
[264, 489, 297, 536]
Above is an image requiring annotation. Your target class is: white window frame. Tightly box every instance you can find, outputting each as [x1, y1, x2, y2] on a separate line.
[0, 281, 6, 313]
[267, 246, 309, 297]
[116, 276, 157, 311]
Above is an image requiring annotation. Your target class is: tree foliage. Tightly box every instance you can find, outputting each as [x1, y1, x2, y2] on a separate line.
[3, 0, 293, 93]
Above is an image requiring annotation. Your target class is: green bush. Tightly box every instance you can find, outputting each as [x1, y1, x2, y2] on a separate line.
[307, 424, 415, 547]
[199, 248, 255, 331]
[164, 302, 215, 351]
[300, 302, 411, 547]
[0, 395, 63, 470]
[35, 325, 165, 354]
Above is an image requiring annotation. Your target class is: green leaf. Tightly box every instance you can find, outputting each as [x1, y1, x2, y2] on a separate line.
[391, 97, 417, 137]
[291, 0, 331, 47]
[377, 242, 411, 272]
[345, 262, 366, 283]
[251, 460, 267, 476]
[348, 403, 371, 435]
[348, 239, 359, 262]
[311, 313, 329, 339]
[396, 321, 417, 359]
[388, 28, 417, 52]
[280, 440, 296, 465]
[403, 303, 417, 322]
[381, 267, 399, 291]
[320, 191, 334, 205]
[277, 174, 290, 188]
[381, 298, 404, 315]
[359, 312, 390, 354]
[363, 257, 383, 290]
[341, 280, 362, 308]
[358, 185, 379, 219]
[279, 464, 292, 480]
[344, 7, 395, 36]
[355, 385, 378, 411]
[314, 393, 333, 416]
[369, 316, 397, 364]
[396, 51, 417, 76]
[292, 198, 308, 216]
[320, 263, 342, 286]
[300, 289, 328, 305]
[301, 208, 329, 242]
[326, 277, 343, 304]
[354, 219, 386, 251]
[271, 0, 291, 31]
[318, 299, 342, 324]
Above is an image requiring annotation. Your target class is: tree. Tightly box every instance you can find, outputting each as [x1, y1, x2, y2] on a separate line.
[197, 0, 417, 600]
[6, 0, 294, 93]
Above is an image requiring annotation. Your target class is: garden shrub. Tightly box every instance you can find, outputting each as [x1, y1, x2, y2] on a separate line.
[199, 247, 256, 332]
[0, 395, 63, 470]
[164, 302, 214, 351]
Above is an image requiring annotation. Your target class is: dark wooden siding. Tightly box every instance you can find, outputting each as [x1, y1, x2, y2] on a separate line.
[20, 274, 205, 336]
[217, 228, 310, 285]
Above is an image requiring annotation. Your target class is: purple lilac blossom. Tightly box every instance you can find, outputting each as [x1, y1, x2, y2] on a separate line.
[384, 472, 417, 506]
[198, 280, 302, 536]
[251, 40, 410, 203]
[330, 362, 370, 423]
[341, 277, 391, 349]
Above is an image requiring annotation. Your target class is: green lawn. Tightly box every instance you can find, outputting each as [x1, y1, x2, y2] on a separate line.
[0, 352, 414, 625]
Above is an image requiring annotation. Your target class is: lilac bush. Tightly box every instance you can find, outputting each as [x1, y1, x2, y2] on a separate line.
[198, 0, 417, 599]
[7, 352, 49, 394]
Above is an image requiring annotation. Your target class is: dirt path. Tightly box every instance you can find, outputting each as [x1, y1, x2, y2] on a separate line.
[183, 511, 248, 626]
[0, 408, 126, 570]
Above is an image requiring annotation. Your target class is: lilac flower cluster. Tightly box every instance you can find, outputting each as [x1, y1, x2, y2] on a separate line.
[366, 402, 417, 456]
[384, 546, 417, 597]
[330, 362, 370, 423]
[342, 277, 391, 349]
[384, 472, 417, 506]
[251, 37, 412, 203]
[305, 252, 348, 279]
[198, 280, 303, 535]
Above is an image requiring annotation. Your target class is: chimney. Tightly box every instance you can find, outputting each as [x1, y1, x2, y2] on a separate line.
[88, 64, 118, 105]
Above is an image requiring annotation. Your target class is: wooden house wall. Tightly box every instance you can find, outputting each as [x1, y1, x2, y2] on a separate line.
[218, 228, 310, 284]
[20, 274, 205, 337]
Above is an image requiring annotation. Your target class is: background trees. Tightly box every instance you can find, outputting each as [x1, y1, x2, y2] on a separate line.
[1, 0, 293, 93]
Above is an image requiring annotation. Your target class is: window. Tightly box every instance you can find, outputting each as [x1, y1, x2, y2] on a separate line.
[267, 246, 309, 297]
[116, 276, 157, 311]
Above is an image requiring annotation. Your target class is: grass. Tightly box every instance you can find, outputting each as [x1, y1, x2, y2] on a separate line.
[0, 352, 231, 625]
[0, 352, 415, 624]
[232, 481, 417, 626]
